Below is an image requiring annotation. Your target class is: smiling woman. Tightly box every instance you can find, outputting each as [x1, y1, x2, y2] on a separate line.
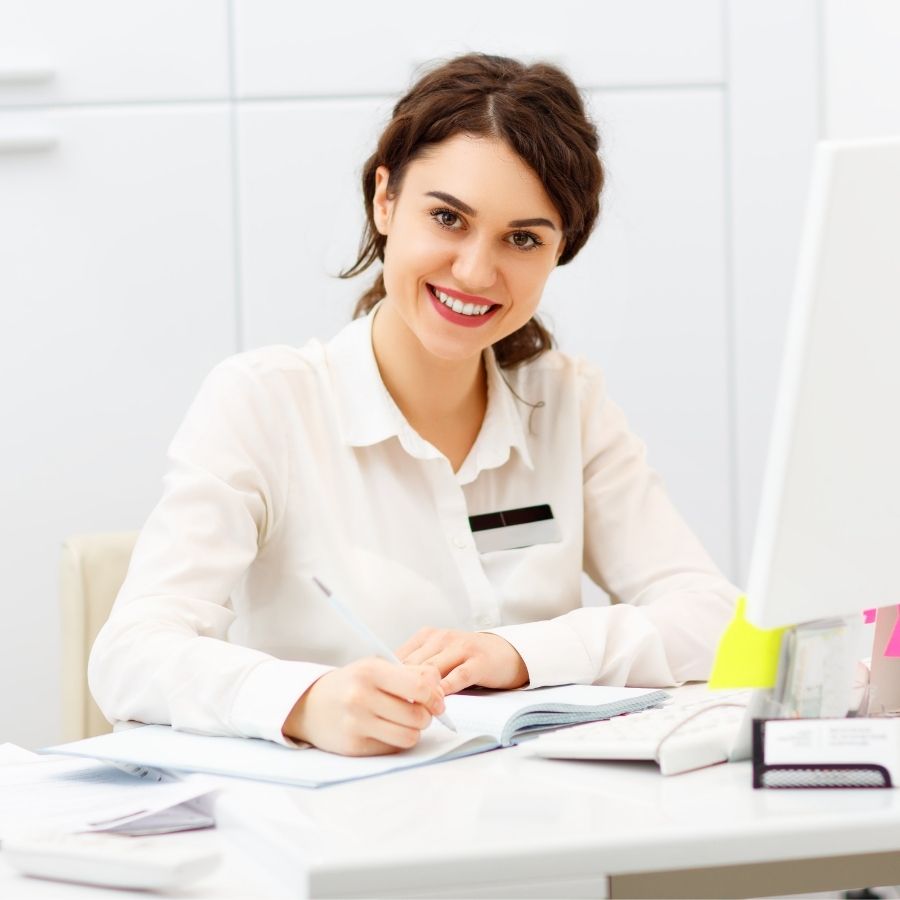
[88, 53, 740, 759]
[341, 53, 603, 368]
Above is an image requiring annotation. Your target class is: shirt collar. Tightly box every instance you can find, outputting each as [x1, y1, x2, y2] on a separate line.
[326, 304, 535, 478]
[326, 306, 405, 449]
[457, 345, 534, 482]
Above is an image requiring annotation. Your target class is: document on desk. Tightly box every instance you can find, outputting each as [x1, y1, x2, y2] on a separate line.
[43, 684, 667, 788]
[0, 743, 216, 838]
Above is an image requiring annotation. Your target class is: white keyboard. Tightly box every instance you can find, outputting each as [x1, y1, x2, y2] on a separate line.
[526, 692, 751, 776]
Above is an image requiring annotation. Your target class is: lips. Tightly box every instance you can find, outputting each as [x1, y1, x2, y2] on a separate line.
[425, 283, 501, 328]
[430, 283, 495, 306]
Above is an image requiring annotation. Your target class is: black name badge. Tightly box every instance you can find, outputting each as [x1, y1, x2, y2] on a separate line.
[468, 504, 562, 553]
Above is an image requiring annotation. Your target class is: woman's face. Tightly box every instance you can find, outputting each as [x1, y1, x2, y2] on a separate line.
[373, 134, 565, 363]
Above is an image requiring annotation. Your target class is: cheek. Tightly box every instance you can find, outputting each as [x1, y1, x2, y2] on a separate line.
[511, 266, 550, 309]
[385, 224, 450, 280]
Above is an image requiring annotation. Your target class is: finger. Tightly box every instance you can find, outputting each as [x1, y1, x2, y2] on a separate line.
[371, 660, 443, 707]
[368, 689, 434, 732]
[402, 642, 445, 666]
[366, 713, 426, 751]
[398, 640, 449, 666]
[402, 633, 456, 667]
[440, 661, 479, 696]
[393, 628, 432, 661]
[355, 692, 435, 753]
[410, 647, 466, 679]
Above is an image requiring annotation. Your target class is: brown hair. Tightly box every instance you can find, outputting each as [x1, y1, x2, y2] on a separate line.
[341, 52, 604, 368]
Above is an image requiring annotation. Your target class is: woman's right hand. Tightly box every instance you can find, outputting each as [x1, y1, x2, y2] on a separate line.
[282, 658, 446, 756]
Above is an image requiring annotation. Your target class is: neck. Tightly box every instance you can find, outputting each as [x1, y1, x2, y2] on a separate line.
[371, 300, 487, 433]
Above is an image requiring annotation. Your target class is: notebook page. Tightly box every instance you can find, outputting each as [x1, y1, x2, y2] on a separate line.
[444, 684, 665, 742]
[46, 725, 498, 789]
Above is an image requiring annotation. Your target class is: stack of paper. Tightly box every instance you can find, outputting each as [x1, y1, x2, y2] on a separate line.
[0, 743, 216, 839]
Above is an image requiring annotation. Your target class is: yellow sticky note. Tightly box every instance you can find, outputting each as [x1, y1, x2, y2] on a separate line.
[708, 596, 787, 689]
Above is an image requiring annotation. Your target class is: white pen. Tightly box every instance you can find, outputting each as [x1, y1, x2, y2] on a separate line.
[312, 577, 457, 732]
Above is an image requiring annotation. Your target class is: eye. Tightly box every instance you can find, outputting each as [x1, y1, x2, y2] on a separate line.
[508, 231, 544, 252]
[430, 208, 463, 230]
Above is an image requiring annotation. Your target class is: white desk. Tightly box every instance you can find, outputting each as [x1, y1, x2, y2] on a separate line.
[0, 826, 294, 899]
[215, 747, 900, 898]
[4, 746, 899, 898]
[0, 716, 900, 900]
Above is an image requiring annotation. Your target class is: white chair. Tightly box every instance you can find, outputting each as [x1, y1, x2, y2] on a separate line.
[59, 532, 138, 741]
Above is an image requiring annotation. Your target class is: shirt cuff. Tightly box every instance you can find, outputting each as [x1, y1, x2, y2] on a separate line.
[229, 658, 333, 746]
[482, 619, 595, 689]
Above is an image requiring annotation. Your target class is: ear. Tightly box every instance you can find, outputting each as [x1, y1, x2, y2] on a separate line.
[373, 165, 395, 236]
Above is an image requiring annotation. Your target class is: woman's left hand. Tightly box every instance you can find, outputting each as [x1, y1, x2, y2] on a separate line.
[395, 628, 530, 695]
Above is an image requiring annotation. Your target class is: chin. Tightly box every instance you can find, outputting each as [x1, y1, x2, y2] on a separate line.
[417, 331, 487, 363]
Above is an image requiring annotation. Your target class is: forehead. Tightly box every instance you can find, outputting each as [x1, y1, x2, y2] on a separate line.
[402, 134, 561, 224]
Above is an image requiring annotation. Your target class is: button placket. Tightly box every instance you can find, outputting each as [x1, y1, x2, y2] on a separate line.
[428, 461, 501, 629]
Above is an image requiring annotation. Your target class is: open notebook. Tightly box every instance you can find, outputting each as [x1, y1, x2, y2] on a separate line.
[45, 685, 667, 788]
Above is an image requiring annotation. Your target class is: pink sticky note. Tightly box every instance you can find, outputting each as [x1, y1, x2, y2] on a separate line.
[864, 608, 878, 624]
[885, 607, 900, 658]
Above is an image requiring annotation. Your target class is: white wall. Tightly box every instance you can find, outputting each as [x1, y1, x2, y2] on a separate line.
[727, 1, 822, 582]
[822, 0, 900, 138]
[729, 0, 900, 583]
[2, 0, 898, 749]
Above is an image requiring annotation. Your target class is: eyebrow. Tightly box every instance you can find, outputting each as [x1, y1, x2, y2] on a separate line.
[425, 191, 558, 231]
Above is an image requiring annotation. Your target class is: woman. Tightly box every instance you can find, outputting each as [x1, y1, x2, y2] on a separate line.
[89, 53, 739, 757]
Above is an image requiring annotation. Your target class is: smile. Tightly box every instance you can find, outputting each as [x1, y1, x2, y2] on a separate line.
[426, 284, 501, 327]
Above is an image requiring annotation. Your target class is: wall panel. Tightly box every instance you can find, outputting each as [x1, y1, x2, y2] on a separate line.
[234, 0, 724, 97]
[0, 107, 236, 747]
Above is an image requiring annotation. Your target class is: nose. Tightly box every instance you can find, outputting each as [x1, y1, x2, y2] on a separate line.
[451, 235, 498, 295]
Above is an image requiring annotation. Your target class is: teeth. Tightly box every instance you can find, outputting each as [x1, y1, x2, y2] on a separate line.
[432, 287, 492, 316]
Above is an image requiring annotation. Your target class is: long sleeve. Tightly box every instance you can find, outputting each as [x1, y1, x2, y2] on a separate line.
[88, 359, 332, 744]
[487, 360, 740, 689]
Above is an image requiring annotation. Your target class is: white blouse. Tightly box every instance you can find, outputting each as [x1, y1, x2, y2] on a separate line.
[88, 307, 740, 745]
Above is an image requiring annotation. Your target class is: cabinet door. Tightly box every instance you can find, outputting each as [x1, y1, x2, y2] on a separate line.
[237, 98, 393, 348]
[0, 0, 228, 105]
[0, 107, 236, 748]
[234, 0, 723, 98]
[543, 89, 732, 573]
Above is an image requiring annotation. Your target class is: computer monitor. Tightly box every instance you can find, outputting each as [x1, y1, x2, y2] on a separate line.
[745, 137, 900, 630]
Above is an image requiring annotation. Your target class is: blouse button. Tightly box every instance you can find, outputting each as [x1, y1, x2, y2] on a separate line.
[452, 536, 468, 550]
